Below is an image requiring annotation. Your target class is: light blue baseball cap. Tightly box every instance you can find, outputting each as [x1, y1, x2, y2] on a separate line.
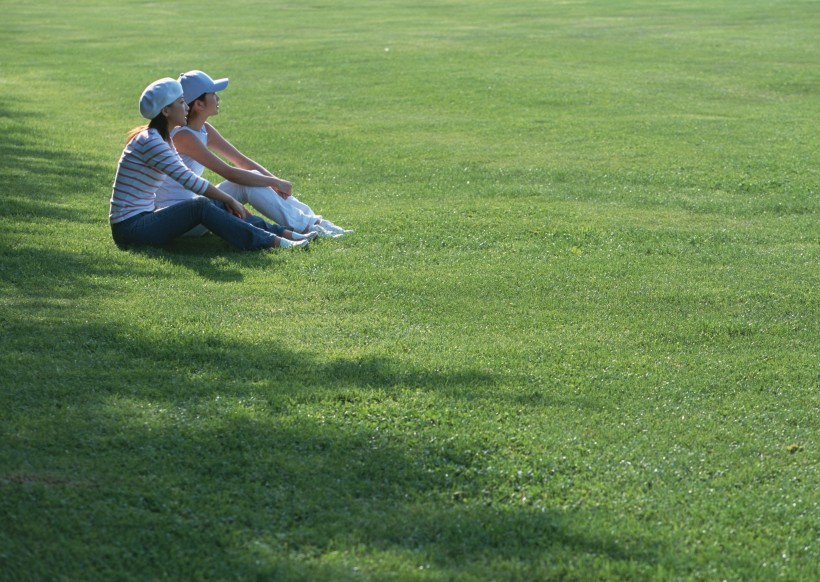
[139, 77, 184, 120]
[178, 70, 229, 104]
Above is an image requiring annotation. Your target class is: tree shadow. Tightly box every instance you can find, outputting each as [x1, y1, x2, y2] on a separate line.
[0, 102, 107, 226]
[0, 233, 287, 295]
[125, 243, 251, 283]
[0, 247, 126, 299]
[1, 311, 667, 579]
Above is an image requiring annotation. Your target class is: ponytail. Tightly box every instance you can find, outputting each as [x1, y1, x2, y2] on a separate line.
[125, 124, 148, 144]
[124, 113, 171, 144]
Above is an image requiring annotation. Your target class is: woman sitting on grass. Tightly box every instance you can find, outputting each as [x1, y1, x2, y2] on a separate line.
[110, 77, 312, 251]
[154, 70, 351, 238]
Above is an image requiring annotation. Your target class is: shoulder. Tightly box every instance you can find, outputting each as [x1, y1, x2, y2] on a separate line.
[172, 125, 201, 138]
[173, 126, 208, 149]
[204, 122, 225, 140]
[126, 127, 151, 146]
[126, 127, 169, 156]
[139, 127, 168, 147]
[144, 127, 163, 140]
[203, 123, 234, 152]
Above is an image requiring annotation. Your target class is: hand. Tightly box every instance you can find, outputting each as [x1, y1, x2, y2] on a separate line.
[226, 197, 248, 219]
[274, 179, 292, 198]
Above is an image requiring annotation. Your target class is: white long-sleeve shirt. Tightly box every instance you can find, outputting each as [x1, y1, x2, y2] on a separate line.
[109, 127, 210, 224]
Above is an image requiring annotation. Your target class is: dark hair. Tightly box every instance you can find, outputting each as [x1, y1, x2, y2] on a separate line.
[189, 93, 207, 106]
[184, 93, 207, 123]
[148, 112, 170, 141]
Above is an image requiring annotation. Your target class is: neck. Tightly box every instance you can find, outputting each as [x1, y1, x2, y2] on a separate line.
[186, 113, 207, 131]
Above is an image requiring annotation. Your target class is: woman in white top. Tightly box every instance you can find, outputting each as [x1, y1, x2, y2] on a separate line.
[110, 78, 310, 250]
[154, 70, 351, 238]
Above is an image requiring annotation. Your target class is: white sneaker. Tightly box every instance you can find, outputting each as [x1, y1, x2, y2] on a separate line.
[277, 237, 309, 249]
[319, 219, 353, 235]
[310, 223, 343, 238]
[290, 230, 318, 242]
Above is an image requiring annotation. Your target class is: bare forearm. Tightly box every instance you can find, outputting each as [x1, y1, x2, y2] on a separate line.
[223, 167, 292, 196]
[203, 183, 232, 204]
[238, 159, 274, 178]
[203, 184, 247, 217]
[224, 166, 282, 188]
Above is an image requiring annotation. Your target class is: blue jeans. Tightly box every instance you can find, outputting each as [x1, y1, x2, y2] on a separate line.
[111, 197, 285, 250]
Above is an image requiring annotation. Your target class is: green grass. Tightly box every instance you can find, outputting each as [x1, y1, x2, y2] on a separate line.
[1, 0, 817, 580]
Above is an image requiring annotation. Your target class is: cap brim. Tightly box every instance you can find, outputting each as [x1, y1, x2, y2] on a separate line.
[213, 78, 229, 92]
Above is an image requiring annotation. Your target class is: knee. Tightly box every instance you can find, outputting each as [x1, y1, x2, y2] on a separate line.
[191, 195, 213, 210]
[188, 195, 220, 217]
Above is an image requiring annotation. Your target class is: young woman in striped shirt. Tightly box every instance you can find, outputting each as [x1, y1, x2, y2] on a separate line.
[110, 78, 313, 250]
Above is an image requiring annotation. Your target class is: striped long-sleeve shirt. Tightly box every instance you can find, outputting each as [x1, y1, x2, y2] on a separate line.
[109, 128, 210, 224]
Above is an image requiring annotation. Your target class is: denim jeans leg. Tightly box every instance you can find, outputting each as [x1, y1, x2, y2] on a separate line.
[112, 200, 212, 247]
[244, 213, 286, 236]
[112, 197, 278, 250]
[198, 199, 278, 250]
[210, 200, 285, 236]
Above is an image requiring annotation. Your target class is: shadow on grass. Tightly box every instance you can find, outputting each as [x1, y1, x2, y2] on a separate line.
[1, 311, 664, 579]
[0, 101, 107, 226]
[124, 237, 306, 283]
[126, 242, 251, 283]
[0, 237, 287, 300]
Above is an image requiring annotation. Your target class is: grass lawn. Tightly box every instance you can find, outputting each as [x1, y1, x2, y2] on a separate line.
[1, 0, 817, 579]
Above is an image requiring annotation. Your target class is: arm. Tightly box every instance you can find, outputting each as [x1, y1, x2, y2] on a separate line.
[206, 123, 272, 176]
[174, 127, 292, 197]
[141, 132, 247, 218]
[202, 183, 249, 219]
[205, 123, 292, 198]
[207, 124, 292, 197]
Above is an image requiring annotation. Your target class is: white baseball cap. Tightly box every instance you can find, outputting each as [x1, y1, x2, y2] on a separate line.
[139, 78, 184, 120]
[178, 70, 229, 104]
